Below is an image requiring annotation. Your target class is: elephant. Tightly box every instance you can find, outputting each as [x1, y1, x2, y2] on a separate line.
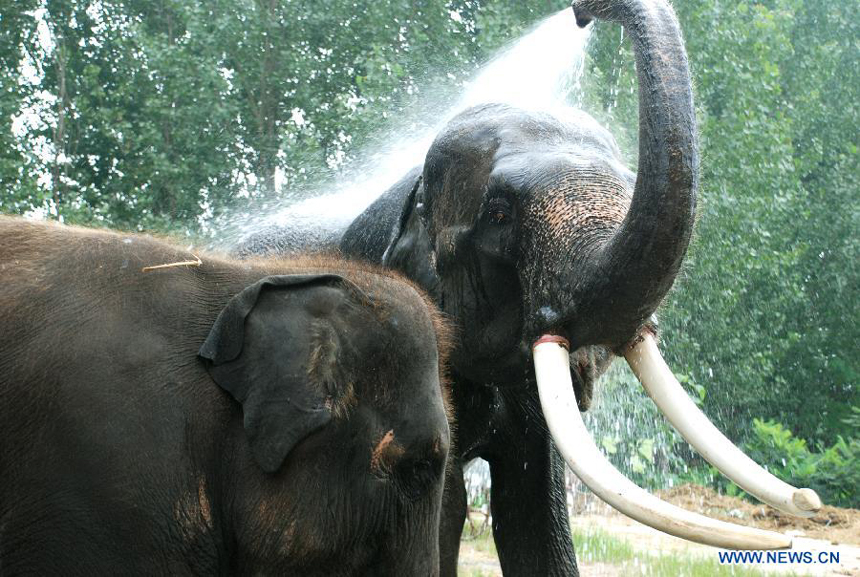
[234, 214, 346, 259]
[337, 1, 697, 574]
[0, 216, 453, 576]
[237, 0, 819, 573]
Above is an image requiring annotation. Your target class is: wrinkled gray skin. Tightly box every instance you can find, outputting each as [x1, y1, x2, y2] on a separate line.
[242, 1, 698, 575]
[0, 217, 451, 576]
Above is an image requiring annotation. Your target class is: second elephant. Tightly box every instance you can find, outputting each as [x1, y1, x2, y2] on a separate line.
[0, 216, 452, 576]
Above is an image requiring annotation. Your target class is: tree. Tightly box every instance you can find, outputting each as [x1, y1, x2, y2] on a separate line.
[0, 1, 43, 214]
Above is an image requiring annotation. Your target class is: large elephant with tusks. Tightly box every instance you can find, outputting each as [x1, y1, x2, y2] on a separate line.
[338, 0, 821, 575]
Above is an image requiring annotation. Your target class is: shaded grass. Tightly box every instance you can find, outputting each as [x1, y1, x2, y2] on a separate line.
[461, 530, 496, 556]
[573, 526, 636, 564]
[460, 526, 810, 577]
[630, 552, 809, 577]
[573, 527, 810, 576]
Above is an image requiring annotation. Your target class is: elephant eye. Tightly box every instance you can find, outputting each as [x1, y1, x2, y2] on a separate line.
[486, 198, 512, 226]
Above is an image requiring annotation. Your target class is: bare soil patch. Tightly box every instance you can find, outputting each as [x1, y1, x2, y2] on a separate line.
[658, 484, 860, 546]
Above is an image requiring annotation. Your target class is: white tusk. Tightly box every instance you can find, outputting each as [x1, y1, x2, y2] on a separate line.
[625, 333, 821, 517]
[533, 339, 793, 550]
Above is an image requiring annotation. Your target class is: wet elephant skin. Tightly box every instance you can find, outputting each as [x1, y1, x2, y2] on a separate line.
[339, 0, 698, 574]
[0, 216, 453, 576]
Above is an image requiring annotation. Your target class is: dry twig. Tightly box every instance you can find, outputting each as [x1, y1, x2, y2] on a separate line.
[141, 254, 202, 273]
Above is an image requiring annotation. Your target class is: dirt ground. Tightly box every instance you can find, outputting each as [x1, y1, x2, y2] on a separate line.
[656, 484, 860, 546]
[459, 484, 860, 576]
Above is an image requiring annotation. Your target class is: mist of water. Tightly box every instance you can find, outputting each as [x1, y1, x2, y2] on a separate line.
[225, 9, 591, 244]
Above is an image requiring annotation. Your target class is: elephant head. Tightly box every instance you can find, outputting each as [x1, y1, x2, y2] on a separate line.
[0, 216, 455, 574]
[198, 269, 454, 573]
[352, 0, 698, 397]
[343, 0, 820, 552]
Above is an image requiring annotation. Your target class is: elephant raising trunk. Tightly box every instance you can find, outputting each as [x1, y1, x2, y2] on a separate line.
[332, 0, 822, 572]
[532, 0, 820, 551]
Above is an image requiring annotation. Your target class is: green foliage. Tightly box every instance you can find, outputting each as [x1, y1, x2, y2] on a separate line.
[0, 0, 564, 232]
[587, 364, 698, 490]
[0, 0, 42, 211]
[742, 413, 860, 508]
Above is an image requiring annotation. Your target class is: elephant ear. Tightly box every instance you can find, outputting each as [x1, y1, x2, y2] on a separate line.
[199, 274, 358, 473]
[340, 167, 439, 296]
[384, 176, 441, 295]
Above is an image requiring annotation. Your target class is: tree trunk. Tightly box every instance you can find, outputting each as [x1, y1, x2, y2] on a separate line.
[50, 30, 68, 220]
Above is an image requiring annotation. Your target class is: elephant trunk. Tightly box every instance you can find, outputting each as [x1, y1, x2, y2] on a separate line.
[569, 0, 698, 349]
[529, 0, 822, 551]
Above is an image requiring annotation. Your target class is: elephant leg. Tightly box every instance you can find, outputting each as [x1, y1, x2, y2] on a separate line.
[487, 388, 578, 577]
[437, 376, 500, 576]
[438, 455, 467, 577]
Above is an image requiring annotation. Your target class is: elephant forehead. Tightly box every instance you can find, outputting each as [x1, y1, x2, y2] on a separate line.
[347, 278, 449, 398]
[524, 172, 631, 244]
[370, 286, 439, 357]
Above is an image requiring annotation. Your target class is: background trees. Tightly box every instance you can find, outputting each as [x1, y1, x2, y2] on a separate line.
[0, 0, 545, 228]
[1, 0, 855, 503]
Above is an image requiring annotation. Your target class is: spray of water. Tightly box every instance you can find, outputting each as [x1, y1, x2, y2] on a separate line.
[225, 9, 591, 244]
[458, 9, 589, 112]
